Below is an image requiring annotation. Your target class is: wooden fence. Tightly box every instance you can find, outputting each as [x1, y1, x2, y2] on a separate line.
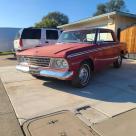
[120, 25, 136, 54]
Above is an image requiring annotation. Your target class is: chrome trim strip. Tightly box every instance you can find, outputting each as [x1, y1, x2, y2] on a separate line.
[17, 56, 50, 67]
[95, 56, 118, 61]
[67, 45, 120, 58]
[16, 65, 73, 80]
[40, 70, 73, 80]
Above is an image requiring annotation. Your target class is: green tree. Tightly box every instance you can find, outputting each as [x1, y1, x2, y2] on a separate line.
[35, 11, 69, 28]
[106, 0, 126, 12]
[93, 0, 127, 16]
[93, 4, 107, 16]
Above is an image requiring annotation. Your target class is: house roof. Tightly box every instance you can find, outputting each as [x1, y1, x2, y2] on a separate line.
[58, 11, 136, 29]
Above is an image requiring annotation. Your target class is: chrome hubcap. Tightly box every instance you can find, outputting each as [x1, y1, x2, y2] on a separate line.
[79, 66, 89, 84]
[118, 56, 122, 64]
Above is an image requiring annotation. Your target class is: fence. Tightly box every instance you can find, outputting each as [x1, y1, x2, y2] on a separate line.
[120, 25, 136, 59]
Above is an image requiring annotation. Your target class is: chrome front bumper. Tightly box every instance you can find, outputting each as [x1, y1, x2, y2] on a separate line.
[16, 65, 73, 80]
[16, 65, 30, 72]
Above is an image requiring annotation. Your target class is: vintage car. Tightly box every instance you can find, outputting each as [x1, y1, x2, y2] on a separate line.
[16, 28, 127, 87]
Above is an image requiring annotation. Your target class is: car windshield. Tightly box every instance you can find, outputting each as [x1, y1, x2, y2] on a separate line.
[58, 29, 96, 44]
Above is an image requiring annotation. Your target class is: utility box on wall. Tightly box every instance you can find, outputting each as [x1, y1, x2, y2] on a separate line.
[0, 27, 21, 52]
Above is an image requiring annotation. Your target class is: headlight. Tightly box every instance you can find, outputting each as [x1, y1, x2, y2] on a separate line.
[50, 58, 69, 69]
[17, 56, 29, 64]
[17, 56, 24, 63]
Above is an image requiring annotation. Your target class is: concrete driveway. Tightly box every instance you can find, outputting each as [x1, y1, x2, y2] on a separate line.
[0, 55, 17, 67]
[0, 58, 136, 128]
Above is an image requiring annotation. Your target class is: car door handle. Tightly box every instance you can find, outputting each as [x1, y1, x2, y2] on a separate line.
[45, 41, 49, 43]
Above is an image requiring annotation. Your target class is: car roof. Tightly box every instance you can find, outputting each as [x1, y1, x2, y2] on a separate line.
[23, 27, 59, 31]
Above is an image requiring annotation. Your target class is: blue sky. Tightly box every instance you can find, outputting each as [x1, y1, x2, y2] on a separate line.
[0, 0, 135, 28]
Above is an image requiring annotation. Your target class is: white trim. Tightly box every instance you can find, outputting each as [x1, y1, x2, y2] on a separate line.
[95, 56, 118, 61]
[58, 11, 136, 29]
[58, 12, 117, 28]
[67, 45, 120, 58]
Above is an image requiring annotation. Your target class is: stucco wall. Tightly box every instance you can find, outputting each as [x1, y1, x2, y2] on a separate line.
[60, 14, 136, 36]
[0, 28, 20, 52]
[62, 17, 116, 33]
[115, 15, 136, 33]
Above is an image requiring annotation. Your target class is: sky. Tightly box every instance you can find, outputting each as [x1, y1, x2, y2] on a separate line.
[0, 0, 135, 28]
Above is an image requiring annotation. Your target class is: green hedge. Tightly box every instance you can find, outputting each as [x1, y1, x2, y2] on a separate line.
[0, 51, 14, 56]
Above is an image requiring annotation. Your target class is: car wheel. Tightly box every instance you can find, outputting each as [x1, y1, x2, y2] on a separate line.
[113, 55, 122, 68]
[72, 62, 92, 88]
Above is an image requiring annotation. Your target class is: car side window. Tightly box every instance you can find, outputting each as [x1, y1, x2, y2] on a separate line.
[46, 30, 58, 40]
[97, 31, 114, 43]
[86, 33, 95, 42]
[21, 29, 41, 39]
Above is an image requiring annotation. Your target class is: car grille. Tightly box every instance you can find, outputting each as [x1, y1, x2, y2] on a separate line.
[18, 56, 50, 67]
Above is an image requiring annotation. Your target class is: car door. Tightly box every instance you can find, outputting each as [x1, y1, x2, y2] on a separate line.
[94, 29, 118, 71]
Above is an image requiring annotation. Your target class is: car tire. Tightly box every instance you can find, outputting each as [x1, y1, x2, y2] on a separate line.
[72, 62, 93, 88]
[113, 54, 122, 68]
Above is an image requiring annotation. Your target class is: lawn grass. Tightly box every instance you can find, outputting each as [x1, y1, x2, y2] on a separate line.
[0, 51, 15, 56]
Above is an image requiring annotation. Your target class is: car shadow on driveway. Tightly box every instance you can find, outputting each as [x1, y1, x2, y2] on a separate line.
[42, 60, 136, 103]
[6, 57, 16, 60]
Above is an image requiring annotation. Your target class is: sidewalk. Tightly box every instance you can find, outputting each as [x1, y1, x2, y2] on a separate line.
[0, 79, 23, 136]
[92, 108, 136, 136]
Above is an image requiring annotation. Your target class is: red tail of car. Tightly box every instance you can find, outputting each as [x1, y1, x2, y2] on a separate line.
[19, 38, 23, 47]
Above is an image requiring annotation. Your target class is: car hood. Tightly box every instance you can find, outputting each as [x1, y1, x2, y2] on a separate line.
[16, 43, 93, 58]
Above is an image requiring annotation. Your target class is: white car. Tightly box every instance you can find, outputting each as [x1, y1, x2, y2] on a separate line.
[14, 28, 62, 51]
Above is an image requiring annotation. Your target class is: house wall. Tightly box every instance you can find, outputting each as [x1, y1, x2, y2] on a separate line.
[0, 28, 20, 52]
[115, 15, 136, 33]
[61, 14, 136, 38]
[62, 17, 116, 32]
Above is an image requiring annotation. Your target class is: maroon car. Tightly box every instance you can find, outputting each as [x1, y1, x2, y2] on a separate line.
[16, 28, 127, 87]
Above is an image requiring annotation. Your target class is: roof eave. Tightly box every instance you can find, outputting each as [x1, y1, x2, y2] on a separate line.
[58, 11, 136, 29]
[116, 11, 136, 18]
[58, 11, 116, 28]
